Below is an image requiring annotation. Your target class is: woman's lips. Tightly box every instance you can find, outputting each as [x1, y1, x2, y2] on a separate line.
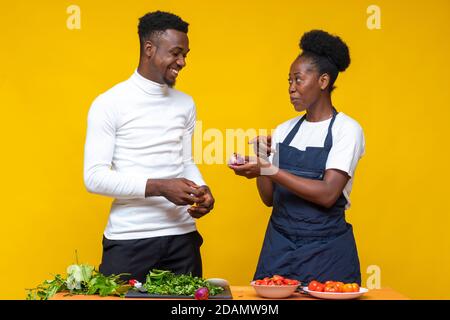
[290, 97, 301, 103]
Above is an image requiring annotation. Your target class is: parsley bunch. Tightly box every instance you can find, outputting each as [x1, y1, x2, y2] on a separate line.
[143, 269, 224, 296]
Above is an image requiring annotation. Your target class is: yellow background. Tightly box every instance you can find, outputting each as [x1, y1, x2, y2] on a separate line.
[1, 0, 449, 299]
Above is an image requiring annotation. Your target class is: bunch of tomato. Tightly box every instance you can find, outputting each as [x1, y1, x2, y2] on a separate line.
[254, 275, 300, 286]
[308, 280, 360, 293]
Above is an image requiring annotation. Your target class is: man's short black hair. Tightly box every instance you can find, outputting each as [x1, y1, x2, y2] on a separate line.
[138, 10, 189, 45]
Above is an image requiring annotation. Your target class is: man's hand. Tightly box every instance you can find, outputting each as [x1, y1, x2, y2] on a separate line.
[145, 178, 204, 206]
[188, 185, 215, 219]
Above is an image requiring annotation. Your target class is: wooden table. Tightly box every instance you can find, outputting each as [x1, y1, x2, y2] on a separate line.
[51, 286, 408, 300]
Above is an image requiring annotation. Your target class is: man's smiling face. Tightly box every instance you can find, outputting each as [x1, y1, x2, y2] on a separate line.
[146, 29, 190, 87]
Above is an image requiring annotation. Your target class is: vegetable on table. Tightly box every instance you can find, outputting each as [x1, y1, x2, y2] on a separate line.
[253, 275, 300, 286]
[26, 264, 130, 300]
[307, 280, 360, 293]
[194, 287, 209, 300]
[143, 269, 224, 298]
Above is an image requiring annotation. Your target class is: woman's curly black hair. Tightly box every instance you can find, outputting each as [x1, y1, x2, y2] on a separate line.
[299, 30, 350, 92]
[138, 11, 189, 46]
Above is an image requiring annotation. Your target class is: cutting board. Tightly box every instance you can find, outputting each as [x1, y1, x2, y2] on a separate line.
[125, 286, 233, 299]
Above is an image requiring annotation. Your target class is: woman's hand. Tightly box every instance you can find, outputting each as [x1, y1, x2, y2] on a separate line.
[228, 156, 272, 179]
[249, 135, 273, 158]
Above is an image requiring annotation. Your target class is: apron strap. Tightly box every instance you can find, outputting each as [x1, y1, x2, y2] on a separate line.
[282, 107, 339, 148]
[324, 108, 339, 151]
[282, 115, 307, 146]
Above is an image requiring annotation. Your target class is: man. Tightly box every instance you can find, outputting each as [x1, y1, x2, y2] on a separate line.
[83, 11, 214, 282]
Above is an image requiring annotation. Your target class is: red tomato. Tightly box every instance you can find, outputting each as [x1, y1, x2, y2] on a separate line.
[344, 283, 359, 292]
[128, 279, 137, 286]
[256, 276, 300, 286]
[334, 282, 345, 292]
[308, 280, 324, 292]
[315, 283, 325, 292]
[324, 285, 340, 293]
[284, 279, 299, 285]
[342, 284, 355, 292]
[324, 280, 344, 293]
[272, 275, 285, 282]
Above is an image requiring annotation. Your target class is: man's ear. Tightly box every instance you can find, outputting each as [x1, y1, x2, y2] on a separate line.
[319, 73, 330, 91]
[143, 40, 155, 58]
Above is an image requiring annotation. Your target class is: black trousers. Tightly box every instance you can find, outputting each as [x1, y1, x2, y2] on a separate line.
[99, 231, 203, 283]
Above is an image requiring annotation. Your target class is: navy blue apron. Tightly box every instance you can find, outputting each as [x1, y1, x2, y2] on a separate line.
[254, 109, 361, 285]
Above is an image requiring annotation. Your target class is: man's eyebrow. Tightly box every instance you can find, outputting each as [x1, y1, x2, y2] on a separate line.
[170, 46, 190, 53]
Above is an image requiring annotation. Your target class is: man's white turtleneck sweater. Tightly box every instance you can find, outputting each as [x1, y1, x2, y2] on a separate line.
[83, 70, 205, 240]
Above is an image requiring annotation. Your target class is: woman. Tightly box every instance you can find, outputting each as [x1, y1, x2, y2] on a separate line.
[229, 30, 365, 285]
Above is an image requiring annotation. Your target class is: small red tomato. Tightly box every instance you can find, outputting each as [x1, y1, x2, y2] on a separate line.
[272, 275, 285, 282]
[128, 279, 137, 286]
[308, 280, 324, 292]
[342, 283, 359, 292]
[283, 278, 298, 285]
[348, 283, 359, 292]
[342, 284, 354, 292]
[286, 279, 299, 285]
[324, 285, 340, 293]
[315, 283, 325, 292]
[334, 282, 345, 292]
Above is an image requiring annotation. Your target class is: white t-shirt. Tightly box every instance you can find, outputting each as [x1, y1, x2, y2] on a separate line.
[83, 70, 206, 240]
[271, 112, 365, 209]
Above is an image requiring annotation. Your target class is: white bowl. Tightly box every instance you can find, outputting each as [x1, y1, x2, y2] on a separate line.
[302, 287, 369, 300]
[250, 281, 300, 299]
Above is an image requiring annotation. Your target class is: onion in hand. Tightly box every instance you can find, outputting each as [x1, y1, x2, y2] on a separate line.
[228, 153, 245, 165]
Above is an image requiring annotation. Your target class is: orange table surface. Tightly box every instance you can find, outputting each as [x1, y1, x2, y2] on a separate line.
[51, 286, 408, 300]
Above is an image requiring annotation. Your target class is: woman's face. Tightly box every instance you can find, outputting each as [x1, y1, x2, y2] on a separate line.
[288, 56, 324, 112]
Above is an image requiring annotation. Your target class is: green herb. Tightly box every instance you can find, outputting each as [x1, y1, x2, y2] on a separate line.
[143, 269, 224, 297]
[26, 267, 131, 300]
[26, 274, 67, 300]
[26, 252, 131, 300]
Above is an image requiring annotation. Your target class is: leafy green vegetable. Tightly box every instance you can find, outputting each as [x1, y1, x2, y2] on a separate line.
[143, 269, 224, 297]
[26, 264, 130, 300]
[66, 264, 94, 290]
[26, 274, 67, 300]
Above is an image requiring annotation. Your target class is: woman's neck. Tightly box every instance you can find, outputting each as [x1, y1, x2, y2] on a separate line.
[305, 95, 334, 122]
